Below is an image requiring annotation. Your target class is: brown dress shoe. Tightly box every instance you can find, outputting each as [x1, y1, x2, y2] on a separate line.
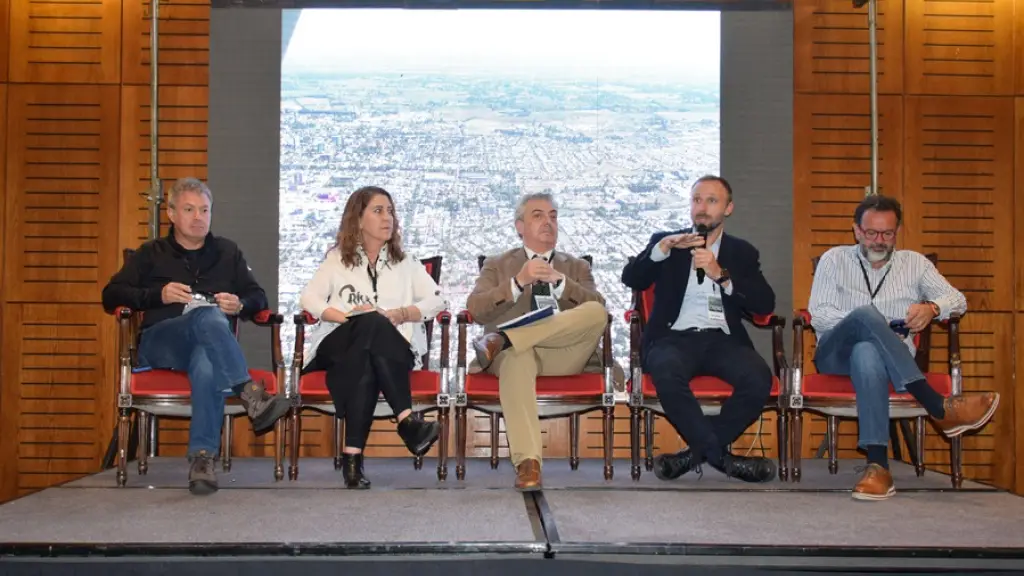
[852, 463, 895, 501]
[472, 333, 507, 370]
[515, 459, 542, 492]
[934, 392, 999, 437]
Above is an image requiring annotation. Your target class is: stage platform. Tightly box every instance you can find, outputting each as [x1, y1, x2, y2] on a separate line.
[2, 457, 1024, 575]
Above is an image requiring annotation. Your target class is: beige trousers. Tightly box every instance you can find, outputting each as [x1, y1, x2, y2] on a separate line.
[487, 301, 607, 468]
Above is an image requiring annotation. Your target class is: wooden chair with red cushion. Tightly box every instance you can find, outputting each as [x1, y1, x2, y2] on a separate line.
[454, 255, 616, 481]
[286, 256, 452, 482]
[789, 253, 964, 487]
[626, 272, 789, 481]
[112, 249, 286, 486]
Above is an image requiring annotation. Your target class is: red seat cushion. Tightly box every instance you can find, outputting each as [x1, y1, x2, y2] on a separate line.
[297, 370, 440, 397]
[131, 368, 278, 395]
[802, 372, 951, 400]
[465, 373, 605, 399]
[641, 374, 781, 398]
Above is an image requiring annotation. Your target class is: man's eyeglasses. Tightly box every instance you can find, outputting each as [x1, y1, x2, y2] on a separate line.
[860, 228, 896, 241]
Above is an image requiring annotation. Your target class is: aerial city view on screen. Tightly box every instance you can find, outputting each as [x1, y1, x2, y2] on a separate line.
[279, 9, 721, 364]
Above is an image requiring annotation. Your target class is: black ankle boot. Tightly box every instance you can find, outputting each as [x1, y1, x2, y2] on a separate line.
[397, 414, 440, 457]
[340, 453, 371, 489]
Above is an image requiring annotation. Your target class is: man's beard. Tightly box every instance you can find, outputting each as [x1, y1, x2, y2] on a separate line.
[862, 244, 892, 263]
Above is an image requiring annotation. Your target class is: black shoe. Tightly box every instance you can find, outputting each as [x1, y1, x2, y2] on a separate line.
[653, 449, 699, 481]
[341, 453, 371, 489]
[188, 451, 218, 495]
[397, 414, 441, 457]
[712, 453, 777, 483]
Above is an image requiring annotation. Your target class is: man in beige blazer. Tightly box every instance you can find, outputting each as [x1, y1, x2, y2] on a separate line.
[467, 192, 608, 491]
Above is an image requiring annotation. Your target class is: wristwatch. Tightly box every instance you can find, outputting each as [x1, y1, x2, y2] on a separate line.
[713, 268, 731, 285]
[925, 301, 940, 316]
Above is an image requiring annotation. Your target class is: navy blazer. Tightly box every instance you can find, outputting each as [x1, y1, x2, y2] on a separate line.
[621, 228, 776, 358]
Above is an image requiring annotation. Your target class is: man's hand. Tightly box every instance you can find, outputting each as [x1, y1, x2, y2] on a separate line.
[905, 303, 936, 333]
[658, 233, 705, 254]
[692, 248, 723, 280]
[214, 293, 243, 315]
[161, 282, 192, 305]
[516, 258, 553, 287]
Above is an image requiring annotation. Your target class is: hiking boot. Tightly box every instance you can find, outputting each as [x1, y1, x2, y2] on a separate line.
[239, 380, 290, 435]
[188, 451, 218, 495]
[712, 453, 777, 483]
[653, 449, 699, 481]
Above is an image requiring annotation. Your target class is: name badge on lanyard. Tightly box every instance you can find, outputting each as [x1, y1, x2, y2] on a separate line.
[707, 285, 725, 322]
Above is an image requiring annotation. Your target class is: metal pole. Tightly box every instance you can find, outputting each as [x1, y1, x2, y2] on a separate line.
[147, 0, 162, 239]
[866, 0, 879, 197]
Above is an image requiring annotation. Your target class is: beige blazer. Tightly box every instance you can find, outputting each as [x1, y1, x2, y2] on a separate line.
[465, 247, 625, 390]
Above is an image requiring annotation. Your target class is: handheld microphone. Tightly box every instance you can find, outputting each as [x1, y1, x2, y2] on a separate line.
[695, 223, 709, 284]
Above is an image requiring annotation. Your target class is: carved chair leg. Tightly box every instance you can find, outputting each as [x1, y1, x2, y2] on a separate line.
[915, 415, 926, 477]
[950, 436, 963, 488]
[455, 406, 467, 480]
[149, 415, 159, 457]
[792, 409, 803, 482]
[222, 414, 233, 472]
[137, 411, 150, 475]
[333, 417, 343, 471]
[414, 412, 425, 470]
[288, 408, 301, 481]
[644, 410, 655, 471]
[602, 406, 614, 481]
[273, 417, 284, 481]
[630, 405, 641, 481]
[569, 413, 580, 471]
[116, 408, 131, 487]
[826, 415, 839, 475]
[437, 407, 449, 482]
[777, 409, 788, 482]
[489, 413, 500, 470]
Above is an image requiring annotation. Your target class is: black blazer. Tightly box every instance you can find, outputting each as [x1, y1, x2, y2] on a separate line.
[621, 228, 775, 358]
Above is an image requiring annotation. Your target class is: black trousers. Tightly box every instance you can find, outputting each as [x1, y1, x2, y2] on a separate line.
[644, 329, 773, 464]
[305, 313, 415, 449]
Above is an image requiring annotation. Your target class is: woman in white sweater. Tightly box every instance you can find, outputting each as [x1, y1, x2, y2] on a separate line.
[300, 186, 447, 489]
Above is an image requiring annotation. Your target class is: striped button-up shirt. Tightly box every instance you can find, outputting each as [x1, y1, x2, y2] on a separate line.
[807, 245, 967, 354]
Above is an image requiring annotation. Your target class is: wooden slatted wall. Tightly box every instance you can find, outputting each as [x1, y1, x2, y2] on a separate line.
[793, 0, 1022, 491]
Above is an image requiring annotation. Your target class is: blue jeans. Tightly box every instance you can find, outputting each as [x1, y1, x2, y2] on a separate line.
[814, 305, 925, 448]
[137, 307, 252, 458]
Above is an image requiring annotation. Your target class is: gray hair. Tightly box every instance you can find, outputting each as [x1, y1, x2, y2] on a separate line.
[514, 192, 558, 222]
[167, 177, 213, 208]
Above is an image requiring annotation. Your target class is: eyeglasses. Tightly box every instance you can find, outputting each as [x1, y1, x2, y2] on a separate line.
[860, 228, 896, 241]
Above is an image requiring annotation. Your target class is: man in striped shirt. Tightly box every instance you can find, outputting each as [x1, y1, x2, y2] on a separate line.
[808, 195, 998, 501]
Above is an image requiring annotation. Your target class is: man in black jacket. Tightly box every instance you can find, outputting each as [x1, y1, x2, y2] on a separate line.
[102, 177, 289, 495]
[622, 175, 777, 483]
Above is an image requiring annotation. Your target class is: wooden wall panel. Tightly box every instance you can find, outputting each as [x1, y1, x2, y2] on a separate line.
[1016, 98, 1024, 311]
[4, 85, 121, 304]
[794, 0, 903, 94]
[792, 94, 904, 308]
[0, 0, 8, 82]
[122, 0, 210, 87]
[0, 304, 116, 502]
[1016, 313, 1024, 494]
[8, 0, 122, 84]
[902, 96, 1015, 312]
[118, 85, 208, 251]
[905, 0, 1015, 96]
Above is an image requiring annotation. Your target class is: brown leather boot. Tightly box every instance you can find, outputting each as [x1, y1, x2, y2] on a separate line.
[851, 463, 895, 501]
[934, 392, 999, 437]
[515, 458, 542, 492]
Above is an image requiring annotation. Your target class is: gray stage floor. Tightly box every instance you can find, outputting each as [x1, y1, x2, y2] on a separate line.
[1, 457, 1022, 552]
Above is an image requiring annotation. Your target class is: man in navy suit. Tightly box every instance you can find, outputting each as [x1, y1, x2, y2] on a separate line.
[622, 175, 777, 483]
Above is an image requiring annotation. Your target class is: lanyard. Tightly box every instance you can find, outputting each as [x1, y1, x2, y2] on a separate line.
[858, 260, 891, 301]
[366, 262, 379, 304]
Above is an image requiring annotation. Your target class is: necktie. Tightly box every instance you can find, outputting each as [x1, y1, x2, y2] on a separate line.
[531, 254, 551, 311]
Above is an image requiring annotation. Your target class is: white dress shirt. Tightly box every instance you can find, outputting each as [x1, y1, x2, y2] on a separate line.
[650, 233, 733, 333]
[807, 245, 967, 354]
[299, 245, 447, 368]
[510, 247, 566, 302]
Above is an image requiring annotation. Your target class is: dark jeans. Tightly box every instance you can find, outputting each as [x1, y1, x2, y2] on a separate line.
[644, 330, 773, 463]
[137, 307, 251, 458]
[814, 305, 926, 448]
